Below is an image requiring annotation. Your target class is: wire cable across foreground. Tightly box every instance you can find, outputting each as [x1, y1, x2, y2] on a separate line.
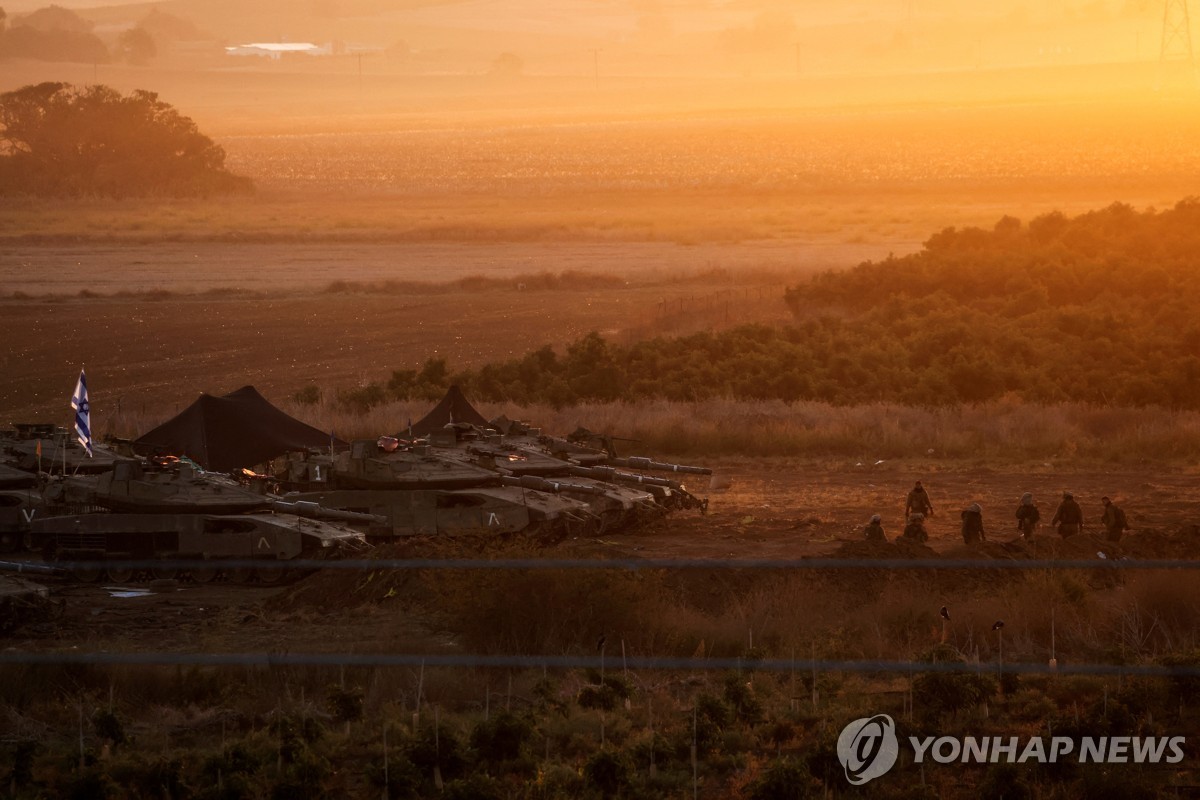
[0, 651, 1197, 678]
[4, 556, 1198, 573]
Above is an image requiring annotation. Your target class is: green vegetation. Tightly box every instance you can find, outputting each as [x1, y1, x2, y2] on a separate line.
[340, 201, 1200, 411]
[5, 564, 1200, 797]
[0, 83, 251, 197]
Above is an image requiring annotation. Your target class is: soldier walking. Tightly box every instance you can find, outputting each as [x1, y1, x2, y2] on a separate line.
[1050, 491, 1083, 538]
[905, 480, 934, 518]
[1100, 496, 1129, 542]
[1015, 493, 1039, 538]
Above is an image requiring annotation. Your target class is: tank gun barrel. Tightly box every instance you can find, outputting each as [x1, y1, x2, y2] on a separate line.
[567, 465, 682, 490]
[0, 559, 65, 576]
[537, 435, 606, 455]
[604, 457, 711, 475]
[269, 500, 387, 525]
[498, 475, 608, 496]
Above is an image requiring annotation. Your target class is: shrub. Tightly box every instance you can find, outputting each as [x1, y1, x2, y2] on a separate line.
[92, 709, 126, 746]
[470, 711, 533, 763]
[583, 748, 632, 799]
[327, 684, 364, 724]
[747, 758, 818, 800]
[291, 386, 321, 406]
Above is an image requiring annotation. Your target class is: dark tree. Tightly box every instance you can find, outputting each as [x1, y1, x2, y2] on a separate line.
[0, 24, 109, 63]
[0, 82, 252, 197]
[16, 4, 92, 33]
[115, 26, 156, 65]
[137, 9, 204, 43]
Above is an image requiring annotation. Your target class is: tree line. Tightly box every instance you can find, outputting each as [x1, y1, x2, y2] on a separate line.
[329, 200, 1200, 411]
[0, 5, 160, 64]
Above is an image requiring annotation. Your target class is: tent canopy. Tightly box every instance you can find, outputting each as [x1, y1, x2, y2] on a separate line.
[133, 386, 340, 471]
[400, 385, 491, 438]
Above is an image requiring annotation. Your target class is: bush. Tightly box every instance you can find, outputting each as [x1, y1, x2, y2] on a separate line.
[978, 763, 1031, 800]
[327, 684, 364, 724]
[747, 758, 818, 800]
[291, 386, 322, 406]
[406, 724, 466, 783]
[470, 711, 533, 763]
[583, 748, 632, 799]
[92, 709, 126, 746]
[67, 770, 117, 800]
[443, 773, 505, 800]
[578, 673, 634, 712]
[912, 644, 996, 719]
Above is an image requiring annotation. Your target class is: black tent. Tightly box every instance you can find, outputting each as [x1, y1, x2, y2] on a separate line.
[401, 385, 491, 438]
[133, 386, 340, 471]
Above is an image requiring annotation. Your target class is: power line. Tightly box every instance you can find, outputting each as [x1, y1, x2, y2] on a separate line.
[0, 651, 1196, 678]
[7, 556, 1198, 573]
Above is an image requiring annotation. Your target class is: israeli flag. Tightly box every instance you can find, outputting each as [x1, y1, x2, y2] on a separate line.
[71, 369, 93, 457]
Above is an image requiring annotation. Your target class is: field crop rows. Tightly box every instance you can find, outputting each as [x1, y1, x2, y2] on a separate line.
[220, 104, 1200, 197]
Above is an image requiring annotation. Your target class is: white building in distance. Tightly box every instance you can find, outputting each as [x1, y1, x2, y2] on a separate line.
[225, 42, 331, 59]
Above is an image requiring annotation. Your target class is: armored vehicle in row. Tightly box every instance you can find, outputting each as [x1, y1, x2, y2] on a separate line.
[28, 510, 365, 584]
[270, 386, 711, 538]
[15, 458, 370, 583]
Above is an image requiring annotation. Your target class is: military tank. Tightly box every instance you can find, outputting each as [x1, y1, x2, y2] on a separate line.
[429, 430, 664, 531]
[270, 385, 711, 541]
[282, 485, 597, 542]
[28, 511, 366, 584]
[484, 418, 710, 513]
[1, 423, 120, 475]
[280, 439, 604, 542]
[0, 460, 41, 553]
[21, 458, 371, 584]
[277, 426, 705, 538]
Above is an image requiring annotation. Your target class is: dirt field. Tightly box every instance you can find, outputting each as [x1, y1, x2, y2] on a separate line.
[9, 459, 1198, 658]
[2, 206, 902, 430]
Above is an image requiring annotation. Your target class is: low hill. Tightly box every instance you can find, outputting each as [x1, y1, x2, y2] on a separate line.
[356, 200, 1200, 410]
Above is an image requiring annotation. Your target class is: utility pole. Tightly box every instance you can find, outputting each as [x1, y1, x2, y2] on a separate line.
[1159, 0, 1197, 90]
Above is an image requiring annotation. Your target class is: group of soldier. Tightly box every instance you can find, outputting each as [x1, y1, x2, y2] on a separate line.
[862, 480, 1131, 546]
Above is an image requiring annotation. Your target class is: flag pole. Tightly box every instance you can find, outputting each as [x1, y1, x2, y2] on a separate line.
[71, 367, 94, 459]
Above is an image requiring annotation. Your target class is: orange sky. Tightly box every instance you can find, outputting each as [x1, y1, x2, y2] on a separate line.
[3, 0, 1182, 80]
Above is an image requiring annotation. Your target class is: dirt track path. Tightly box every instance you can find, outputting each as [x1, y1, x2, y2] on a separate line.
[612, 460, 1200, 561]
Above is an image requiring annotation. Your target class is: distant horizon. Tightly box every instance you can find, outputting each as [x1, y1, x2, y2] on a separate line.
[0, 0, 1175, 86]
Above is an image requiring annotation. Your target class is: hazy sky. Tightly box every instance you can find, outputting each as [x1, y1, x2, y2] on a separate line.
[4, 0, 1166, 75]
